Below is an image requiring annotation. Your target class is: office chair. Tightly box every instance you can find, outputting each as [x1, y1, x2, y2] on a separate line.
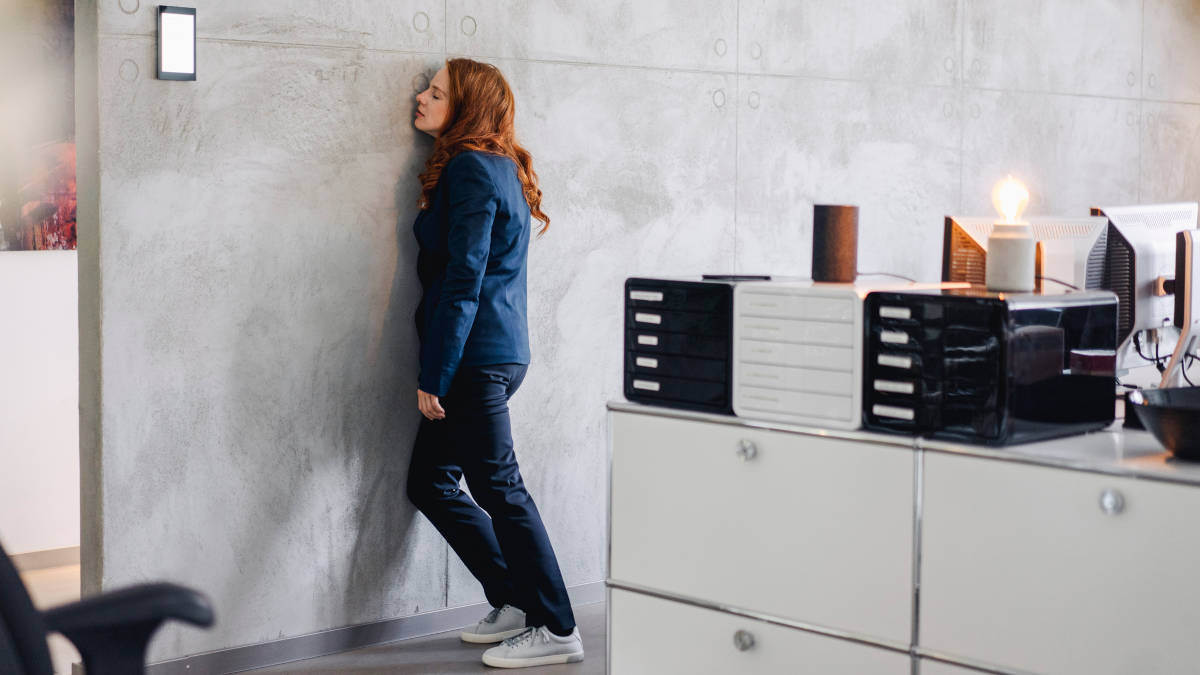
[0, 538, 214, 675]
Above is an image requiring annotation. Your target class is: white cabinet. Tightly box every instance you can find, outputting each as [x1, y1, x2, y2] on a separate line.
[610, 411, 914, 646]
[921, 452, 1200, 675]
[609, 588, 910, 675]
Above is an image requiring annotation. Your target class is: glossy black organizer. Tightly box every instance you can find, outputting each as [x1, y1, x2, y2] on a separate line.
[862, 287, 1119, 445]
[624, 277, 745, 414]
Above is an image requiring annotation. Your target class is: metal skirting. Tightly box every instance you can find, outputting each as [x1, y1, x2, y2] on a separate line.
[147, 581, 605, 675]
[10, 545, 80, 572]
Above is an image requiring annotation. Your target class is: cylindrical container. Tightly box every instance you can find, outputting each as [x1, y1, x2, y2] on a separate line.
[812, 204, 858, 283]
[985, 222, 1036, 292]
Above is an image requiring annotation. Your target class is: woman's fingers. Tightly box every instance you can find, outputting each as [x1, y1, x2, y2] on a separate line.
[417, 389, 446, 420]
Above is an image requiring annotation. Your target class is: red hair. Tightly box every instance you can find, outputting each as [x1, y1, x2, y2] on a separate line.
[418, 59, 549, 235]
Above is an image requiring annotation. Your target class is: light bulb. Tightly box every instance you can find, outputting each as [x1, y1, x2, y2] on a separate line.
[991, 175, 1029, 225]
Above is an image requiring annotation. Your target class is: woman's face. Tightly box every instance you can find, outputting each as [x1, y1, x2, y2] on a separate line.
[414, 67, 450, 137]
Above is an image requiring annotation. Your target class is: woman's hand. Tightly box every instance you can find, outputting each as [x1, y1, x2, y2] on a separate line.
[418, 389, 446, 420]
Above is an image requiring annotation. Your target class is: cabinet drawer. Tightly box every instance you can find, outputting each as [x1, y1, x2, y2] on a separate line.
[736, 315, 856, 346]
[609, 412, 913, 644]
[921, 452, 1200, 674]
[738, 339, 855, 370]
[733, 384, 855, 426]
[736, 290, 857, 322]
[609, 588, 910, 675]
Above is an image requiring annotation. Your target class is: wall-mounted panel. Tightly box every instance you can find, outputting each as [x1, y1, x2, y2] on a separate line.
[1143, 0, 1200, 104]
[961, 90, 1139, 218]
[97, 35, 448, 663]
[1141, 102, 1200, 204]
[736, 75, 961, 281]
[738, 0, 959, 86]
[99, 0, 445, 53]
[962, 0, 1141, 98]
[446, 0, 737, 72]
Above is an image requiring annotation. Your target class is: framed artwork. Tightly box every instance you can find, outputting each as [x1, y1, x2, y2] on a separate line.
[0, 0, 76, 252]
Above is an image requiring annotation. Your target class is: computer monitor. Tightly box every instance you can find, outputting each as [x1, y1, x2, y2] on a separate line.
[1092, 202, 1199, 351]
[942, 216, 1109, 291]
[1163, 230, 1200, 388]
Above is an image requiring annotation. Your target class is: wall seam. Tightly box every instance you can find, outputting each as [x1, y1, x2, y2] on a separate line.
[1138, 0, 1145, 202]
[957, 0, 965, 215]
[98, 30, 1184, 107]
[734, 0, 740, 272]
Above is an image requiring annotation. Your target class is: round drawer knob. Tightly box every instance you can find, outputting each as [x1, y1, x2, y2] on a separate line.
[733, 629, 756, 651]
[1099, 488, 1125, 516]
[736, 439, 758, 461]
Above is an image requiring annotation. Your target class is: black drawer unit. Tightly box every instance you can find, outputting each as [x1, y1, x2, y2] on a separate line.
[862, 288, 1118, 445]
[624, 277, 752, 414]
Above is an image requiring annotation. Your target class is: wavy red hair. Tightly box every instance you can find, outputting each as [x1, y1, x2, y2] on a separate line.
[418, 59, 549, 235]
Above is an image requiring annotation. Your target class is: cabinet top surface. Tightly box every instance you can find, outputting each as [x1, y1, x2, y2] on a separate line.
[607, 401, 1200, 487]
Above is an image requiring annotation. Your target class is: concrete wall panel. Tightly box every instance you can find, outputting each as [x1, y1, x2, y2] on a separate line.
[488, 58, 736, 596]
[738, 0, 960, 86]
[1143, 0, 1200, 104]
[961, 90, 1140, 217]
[963, 0, 1141, 98]
[99, 0, 445, 53]
[446, 0, 737, 71]
[1141, 103, 1200, 203]
[445, 56, 737, 608]
[95, 35, 448, 660]
[736, 76, 961, 281]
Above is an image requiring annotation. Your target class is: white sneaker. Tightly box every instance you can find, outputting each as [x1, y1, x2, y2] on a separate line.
[481, 626, 584, 668]
[461, 604, 527, 644]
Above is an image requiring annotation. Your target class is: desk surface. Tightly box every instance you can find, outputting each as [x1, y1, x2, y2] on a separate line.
[607, 400, 1200, 487]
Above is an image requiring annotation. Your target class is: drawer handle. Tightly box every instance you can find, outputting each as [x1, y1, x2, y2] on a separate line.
[1099, 488, 1125, 516]
[736, 440, 758, 461]
[733, 629, 756, 652]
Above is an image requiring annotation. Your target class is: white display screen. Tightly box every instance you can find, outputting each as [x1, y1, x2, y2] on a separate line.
[159, 10, 195, 77]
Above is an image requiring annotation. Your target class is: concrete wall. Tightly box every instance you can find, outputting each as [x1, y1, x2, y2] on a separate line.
[76, 0, 1200, 664]
[0, 252, 79, 555]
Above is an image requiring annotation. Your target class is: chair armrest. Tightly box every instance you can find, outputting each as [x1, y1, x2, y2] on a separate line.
[43, 582, 214, 635]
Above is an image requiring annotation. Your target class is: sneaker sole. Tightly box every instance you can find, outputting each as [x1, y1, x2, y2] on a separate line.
[481, 650, 585, 668]
[460, 628, 528, 644]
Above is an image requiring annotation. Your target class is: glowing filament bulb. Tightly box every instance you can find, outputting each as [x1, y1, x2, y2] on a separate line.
[991, 175, 1030, 224]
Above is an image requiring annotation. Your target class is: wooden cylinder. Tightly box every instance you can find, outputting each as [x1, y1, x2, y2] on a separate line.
[812, 204, 859, 283]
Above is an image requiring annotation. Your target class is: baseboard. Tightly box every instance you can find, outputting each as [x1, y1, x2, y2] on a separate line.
[10, 545, 80, 572]
[147, 580, 605, 674]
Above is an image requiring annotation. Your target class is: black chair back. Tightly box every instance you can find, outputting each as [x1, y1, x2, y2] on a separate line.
[0, 539, 53, 675]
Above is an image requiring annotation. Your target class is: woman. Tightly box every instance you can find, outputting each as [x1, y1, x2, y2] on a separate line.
[406, 59, 583, 669]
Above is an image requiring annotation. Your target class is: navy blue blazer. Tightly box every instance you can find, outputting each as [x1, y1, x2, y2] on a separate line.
[413, 151, 531, 397]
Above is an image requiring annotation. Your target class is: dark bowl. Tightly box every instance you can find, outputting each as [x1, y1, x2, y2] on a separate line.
[1128, 387, 1200, 460]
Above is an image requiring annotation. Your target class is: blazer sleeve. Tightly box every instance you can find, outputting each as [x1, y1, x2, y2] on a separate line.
[418, 154, 498, 397]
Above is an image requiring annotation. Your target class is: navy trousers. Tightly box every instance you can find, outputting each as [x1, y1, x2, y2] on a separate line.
[406, 363, 576, 635]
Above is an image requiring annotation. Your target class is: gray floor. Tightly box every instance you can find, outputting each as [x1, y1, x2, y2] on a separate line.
[244, 601, 606, 674]
[20, 564, 83, 674]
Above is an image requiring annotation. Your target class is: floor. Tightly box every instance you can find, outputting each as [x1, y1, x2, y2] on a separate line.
[22, 564, 605, 674]
[245, 601, 607, 675]
[20, 563, 83, 674]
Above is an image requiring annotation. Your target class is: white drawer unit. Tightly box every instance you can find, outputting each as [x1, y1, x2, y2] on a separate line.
[733, 282, 866, 429]
[921, 452, 1200, 675]
[609, 411, 914, 646]
[609, 588, 910, 675]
